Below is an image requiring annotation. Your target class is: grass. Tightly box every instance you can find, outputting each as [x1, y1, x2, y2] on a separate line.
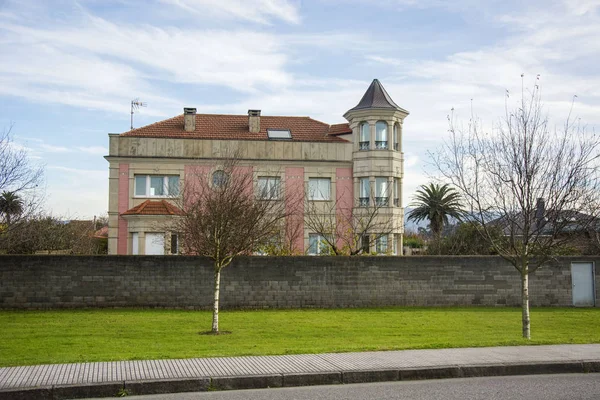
[1, 307, 599, 367]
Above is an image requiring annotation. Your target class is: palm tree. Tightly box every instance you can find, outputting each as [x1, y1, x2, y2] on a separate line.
[0, 191, 24, 225]
[407, 183, 464, 240]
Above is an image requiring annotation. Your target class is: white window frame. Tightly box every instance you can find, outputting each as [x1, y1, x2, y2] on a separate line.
[375, 121, 388, 149]
[257, 177, 281, 200]
[308, 178, 331, 201]
[375, 177, 390, 206]
[359, 178, 370, 206]
[134, 175, 180, 198]
[308, 233, 331, 255]
[375, 235, 388, 254]
[359, 122, 370, 150]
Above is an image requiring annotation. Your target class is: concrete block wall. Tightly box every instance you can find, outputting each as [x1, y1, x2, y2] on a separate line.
[0, 256, 597, 309]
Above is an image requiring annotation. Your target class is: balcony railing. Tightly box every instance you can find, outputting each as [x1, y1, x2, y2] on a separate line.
[359, 197, 370, 207]
[375, 197, 389, 206]
[375, 141, 388, 150]
[359, 141, 370, 150]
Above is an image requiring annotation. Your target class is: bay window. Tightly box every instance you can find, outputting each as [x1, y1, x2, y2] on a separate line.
[359, 122, 370, 150]
[359, 178, 370, 206]
[375, 121, 388, 149]
[375, 177, 389, 206]
[376, 235, 388, 254]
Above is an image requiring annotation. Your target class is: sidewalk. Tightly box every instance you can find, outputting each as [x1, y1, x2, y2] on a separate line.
[1, 344, 599, 399]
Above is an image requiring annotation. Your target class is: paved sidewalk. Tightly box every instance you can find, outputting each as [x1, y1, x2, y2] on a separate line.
[1, 344, 600, 399]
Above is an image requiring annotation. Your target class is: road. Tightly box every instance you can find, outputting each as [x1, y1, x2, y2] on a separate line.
[106, 373, 600, 400]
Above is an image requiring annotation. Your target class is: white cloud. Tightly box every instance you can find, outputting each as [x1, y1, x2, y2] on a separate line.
[160, 0, 301, 25]
[0, 11, 292, 117]
[39, 144, 71, 153]
[77, 146, 109, 155]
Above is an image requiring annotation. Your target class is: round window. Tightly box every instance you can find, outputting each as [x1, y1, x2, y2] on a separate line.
[212, 170, 229, 187]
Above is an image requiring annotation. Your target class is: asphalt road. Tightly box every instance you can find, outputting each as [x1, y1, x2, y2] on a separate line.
[110, 373, 600, 400]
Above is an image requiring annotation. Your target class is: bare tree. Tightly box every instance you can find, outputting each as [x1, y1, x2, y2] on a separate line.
[0, 124, 43, 196]
[434, 78, 600, 339]
[304, 188, 396, 255]
[170, 156, 291, 334]
[0, 124, 45, 249]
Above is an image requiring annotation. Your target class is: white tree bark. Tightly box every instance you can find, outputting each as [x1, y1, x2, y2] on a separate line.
[521, 263, 531, 339]
[212, 266, 221, 333]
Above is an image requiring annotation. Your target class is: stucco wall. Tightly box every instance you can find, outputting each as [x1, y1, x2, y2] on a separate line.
[0, 256, 597, 310]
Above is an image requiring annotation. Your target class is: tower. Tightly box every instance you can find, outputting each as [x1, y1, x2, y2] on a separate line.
[344, 79, 409, 254]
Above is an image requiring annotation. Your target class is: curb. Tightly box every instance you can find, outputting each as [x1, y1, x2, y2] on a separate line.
[1, 361, 599, 399]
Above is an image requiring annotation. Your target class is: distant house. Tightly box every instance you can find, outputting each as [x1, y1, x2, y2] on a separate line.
[491, 198, 600, 254]
[105, 79, 409, 255]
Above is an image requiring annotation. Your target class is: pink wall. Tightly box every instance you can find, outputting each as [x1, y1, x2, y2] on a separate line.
[184, 165, 212, 206]
[336, 167, 354, 250]
[117, 163, 129, 255]
[285, 167, 305, 253]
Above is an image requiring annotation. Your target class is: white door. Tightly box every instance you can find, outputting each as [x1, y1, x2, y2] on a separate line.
[145, 233, 165, 255]
[132, 233, 139, 255]
[571, 262, 595, 307]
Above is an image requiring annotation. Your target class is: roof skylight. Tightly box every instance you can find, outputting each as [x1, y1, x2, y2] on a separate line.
[267, 129, 292, 140]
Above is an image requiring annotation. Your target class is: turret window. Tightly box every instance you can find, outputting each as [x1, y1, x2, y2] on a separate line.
[359, 178, 370, 206]
[375, 121, 388, 149]
[359, 122, 370, 150]
[375, 177, 389, 206]
[393, 123, 399, 151]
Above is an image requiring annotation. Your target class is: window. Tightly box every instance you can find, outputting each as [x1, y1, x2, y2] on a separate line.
[170, 233, 179, 255]
[376, 235, 388, 254]
[359, 178, 370, 206]
[258, 177, 281, 200]
[212, 170, 229, 188]
[308, 178, 331, 200]
[359, 122, 370, 150]
[393, 123, 399, 151]
[308, 233, 331, 255]
[394, 178, 400, 207]
[375, 121, 388, 149]
[134, 175, 180, 197]
[132, 232, 139, 255]
[361, 234, 370, 254]
[267, 129, 292, 140]
[375, 177, 389, 206]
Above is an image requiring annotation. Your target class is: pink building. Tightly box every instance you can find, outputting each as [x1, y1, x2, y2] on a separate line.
[106, 79, 408, 255]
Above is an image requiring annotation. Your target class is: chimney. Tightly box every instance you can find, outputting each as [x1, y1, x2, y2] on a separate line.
[535, 198, 545, 224]
[248, 109, 261, 133]
[184, 107, 196, 132]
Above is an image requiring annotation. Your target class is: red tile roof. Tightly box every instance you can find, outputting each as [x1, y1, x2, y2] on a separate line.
[122, 200, 183, 216]
[328, 123, 352, 135]
[93, 226, 108, 238]
[122, 114, 350, 143]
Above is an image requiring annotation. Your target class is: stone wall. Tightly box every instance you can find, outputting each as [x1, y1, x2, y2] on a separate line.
[0, 256, 598, 309]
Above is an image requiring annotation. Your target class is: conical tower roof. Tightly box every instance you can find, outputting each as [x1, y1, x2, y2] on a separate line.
[346, 79, 408, 114]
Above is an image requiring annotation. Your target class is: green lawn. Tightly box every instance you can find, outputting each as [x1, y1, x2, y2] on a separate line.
[1, 307, 599, 367]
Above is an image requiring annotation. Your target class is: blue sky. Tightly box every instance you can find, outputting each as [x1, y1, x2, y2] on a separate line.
[1, 0, 599, 218]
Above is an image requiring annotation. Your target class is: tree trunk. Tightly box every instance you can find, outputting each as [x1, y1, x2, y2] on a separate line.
[520, 264, 531, 339]
[212, 266, 221, 333]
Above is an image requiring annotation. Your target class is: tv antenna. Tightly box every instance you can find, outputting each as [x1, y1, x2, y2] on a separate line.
[130, 98, 147, 130]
